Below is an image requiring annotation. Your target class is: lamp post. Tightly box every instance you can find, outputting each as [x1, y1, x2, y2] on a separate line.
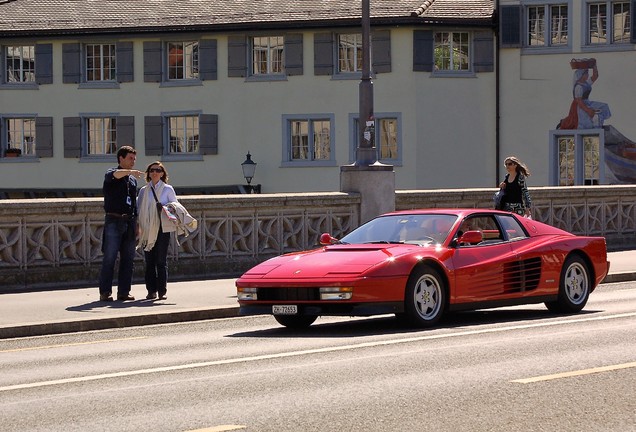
[241, 152, 261, 194]
[356, 0, 377, 166]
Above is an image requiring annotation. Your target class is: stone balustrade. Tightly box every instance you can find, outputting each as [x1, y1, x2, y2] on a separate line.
[1, 186, 635, 292]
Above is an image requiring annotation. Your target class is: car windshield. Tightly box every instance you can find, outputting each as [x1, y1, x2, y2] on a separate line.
[341, 214, 458, 245]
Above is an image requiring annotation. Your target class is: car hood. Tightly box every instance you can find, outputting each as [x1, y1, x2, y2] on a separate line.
[240, 244, 422, 279]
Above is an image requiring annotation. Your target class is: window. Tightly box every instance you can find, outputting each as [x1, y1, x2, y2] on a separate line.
[169, 115, 199, 154]
[85, 44, 116, 81]
[587, 1, 631, 45]
[4, 45, 35, 83]
[351, 114, 402, 164]
[252, 36, 284, 75]
[338, 33, 363, 73]
[550, 131, 604, 185]
[167, 41, 199, 80]
[434, 32, 469, 71]
[282, 115, 334, 166]
[4, 117, 36, 156]
[526, 4, 569, 47]
[87, 117, 117, 155]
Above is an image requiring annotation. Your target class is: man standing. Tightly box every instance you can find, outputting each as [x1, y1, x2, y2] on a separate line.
[99, 146, 144, 301]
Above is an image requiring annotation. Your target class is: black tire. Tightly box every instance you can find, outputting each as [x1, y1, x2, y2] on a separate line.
[398, 265, 447, 328]
[274, 314, 318, 329]
[545, 255, 591, 313]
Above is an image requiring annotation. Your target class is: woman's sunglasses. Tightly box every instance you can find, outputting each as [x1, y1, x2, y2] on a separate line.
[149, 168, 164, 173]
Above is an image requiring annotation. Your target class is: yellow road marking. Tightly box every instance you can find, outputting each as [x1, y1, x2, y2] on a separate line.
[512, 361, 636, 384]
[0, 337, 146, 353]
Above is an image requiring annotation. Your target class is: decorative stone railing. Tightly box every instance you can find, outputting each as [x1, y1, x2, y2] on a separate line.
[1, 186, 635, 292]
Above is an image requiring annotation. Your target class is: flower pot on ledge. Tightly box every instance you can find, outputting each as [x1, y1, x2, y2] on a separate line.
[4, 148, 22, 157]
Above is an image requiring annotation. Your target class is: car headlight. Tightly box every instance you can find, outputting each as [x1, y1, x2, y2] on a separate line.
[319, 287, 353, 300]
[237, 287, 257, 300]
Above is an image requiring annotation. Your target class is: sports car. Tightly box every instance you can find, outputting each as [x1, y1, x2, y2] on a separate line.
[236, 209, 609, 329]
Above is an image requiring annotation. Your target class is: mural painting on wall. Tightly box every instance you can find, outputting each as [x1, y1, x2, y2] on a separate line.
[557, 58, 636, 184]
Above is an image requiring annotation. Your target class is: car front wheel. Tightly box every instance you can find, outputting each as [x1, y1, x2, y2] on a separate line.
[274, 314, 318, 329]
[398, 265, 446, 328]
[546, 255, 591, 313]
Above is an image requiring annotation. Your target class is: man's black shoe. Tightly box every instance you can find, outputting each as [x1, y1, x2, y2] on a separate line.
[117, 295, 135, 301]
[100, 294, 113, 302]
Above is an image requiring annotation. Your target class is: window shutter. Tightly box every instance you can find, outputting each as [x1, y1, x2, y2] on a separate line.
[35, 117, 54, 157]
[199, 114, 218, 155]
[63, 117, 82, 158]
[500, 5, 522, 48]
[285, 33, 303, 76]
[35, 44, 53, 84]
[143, 41, 162, 82]
[473, 31, 494, 73]
[413, 30, 433, 72]
[314, 32, 334, 76]
[116, 116, 135, 148]
[116, 42, 134, 83]
[372, 30, 391, 74]
[631, 0, 636, 44]
[62, 43, 81, 84]
[227, 35, 247, 78]
[199, 39, 218, 80]
[144, 116, 163, 156]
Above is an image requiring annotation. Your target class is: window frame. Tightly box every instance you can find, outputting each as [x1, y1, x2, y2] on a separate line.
[166, 40, 200, 82]
[520, 1, 572, 53]
[167, 113, 201, 156]
[3, 45, 36, 84]
[250, 35, 285, 79]
[549, 129, 606, 185]
[348, 112, 402, 165]
[281, 114, 336, 167]
[336, 32, 363, 76]
[84, 116, 118, 157]
[433, 30, 471, 73]
[584, 0, 632, 49]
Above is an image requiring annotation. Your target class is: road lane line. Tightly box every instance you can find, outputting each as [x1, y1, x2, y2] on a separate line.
[1, 311, 635, 392]
[0, 337, 146, 353]
[184, 426, 246, 432]
[512, 361, 636, 383]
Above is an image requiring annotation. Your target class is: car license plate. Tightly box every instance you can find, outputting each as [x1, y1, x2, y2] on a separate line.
[273, 305, 298, 315]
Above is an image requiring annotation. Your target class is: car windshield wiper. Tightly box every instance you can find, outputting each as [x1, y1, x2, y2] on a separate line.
[364, 240, 403, 244]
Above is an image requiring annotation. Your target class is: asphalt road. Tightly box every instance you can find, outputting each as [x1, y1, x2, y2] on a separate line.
[1, 281, 634, 432]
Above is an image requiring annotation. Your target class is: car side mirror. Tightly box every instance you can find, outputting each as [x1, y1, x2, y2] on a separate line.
[458, 230, 483, 245]
[320, 232, 339, 245]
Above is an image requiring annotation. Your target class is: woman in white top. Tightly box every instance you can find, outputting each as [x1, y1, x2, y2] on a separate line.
[137, 161, 178, 300]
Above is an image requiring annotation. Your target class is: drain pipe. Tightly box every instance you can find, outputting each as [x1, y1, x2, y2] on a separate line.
[495, 0, 501, 186]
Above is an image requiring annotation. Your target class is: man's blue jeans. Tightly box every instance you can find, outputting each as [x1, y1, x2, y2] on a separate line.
[99, 217, 136, 297]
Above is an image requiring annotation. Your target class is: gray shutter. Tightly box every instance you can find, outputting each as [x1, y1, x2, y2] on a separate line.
[35, 117, 53, 157]
[500, 5, 522, 47]
[284, 33, 303, 76]
[116, 116, 135, 148]
[631, 0, 636, 43]
[144, 116, 163, 156]
[314, 32, 334, 76]
[372, 30, 391, 74]
[63, 117, 82, 158]
[62, 43, 81, 84]
[473, 31, 494, 73]
[413, 30, 433, 72]
[228, 35, 247, 77]
[199, 114, 218, 155]
[199, 39, 218, 80]
[116, 42, 134, 83]
[143, 41, 162, 82]
[35, 44, 53, 84]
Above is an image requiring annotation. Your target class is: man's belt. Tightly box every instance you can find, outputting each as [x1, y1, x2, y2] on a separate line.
[105, 212, 136, 220]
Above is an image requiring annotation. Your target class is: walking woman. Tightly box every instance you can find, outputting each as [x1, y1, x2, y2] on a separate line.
[137, 161, 178, 300]
[499, 156, 532, 217]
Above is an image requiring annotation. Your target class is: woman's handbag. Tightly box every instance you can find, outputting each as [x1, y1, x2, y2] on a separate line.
[149, 186, 163, 213]
[493, 189, 504, 210]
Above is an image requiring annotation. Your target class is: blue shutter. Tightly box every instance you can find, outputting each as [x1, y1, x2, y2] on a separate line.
[62, 43, 81, 84]
[500, 5, 522, 48]
[199, 114, 218, 155]
[199, 39, 218, 80]
[116, 42, 134, 83]
[413, 30, 433, 72]
[36, 117, 53, 157]
[35, 44, 53, 84]
[372, 30, 391, 74]
[143, 41, 162, 82]
[144, 116, 163, 156]
[285, 33, 303, 76]
[63, 117, 82, 158]
[314, 32, 334, 76]
[116, 116, 135, 148]
[228, 36, 247, 78]
[473, 31, 494, 72]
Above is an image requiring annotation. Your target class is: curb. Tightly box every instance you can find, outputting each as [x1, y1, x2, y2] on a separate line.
[601, 272, 636, 284]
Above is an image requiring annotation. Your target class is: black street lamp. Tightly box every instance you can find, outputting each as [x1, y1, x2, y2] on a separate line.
[241, 152, 261, 193]
[356, 0, 377, 166]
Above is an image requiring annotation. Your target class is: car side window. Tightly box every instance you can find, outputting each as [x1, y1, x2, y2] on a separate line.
[497, 215, 528, 241]
[457, 215, 504, 246]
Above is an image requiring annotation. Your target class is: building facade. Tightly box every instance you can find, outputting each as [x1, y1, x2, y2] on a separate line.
[0, 0, 634, 195]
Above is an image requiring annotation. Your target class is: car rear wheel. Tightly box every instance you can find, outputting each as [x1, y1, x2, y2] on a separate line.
[274, 314, 318, 329]
[545, 255, 591, 313]
[398, 265, 446, 328]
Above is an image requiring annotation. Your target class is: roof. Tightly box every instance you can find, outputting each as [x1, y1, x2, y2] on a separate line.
[0, 0, 495, 37]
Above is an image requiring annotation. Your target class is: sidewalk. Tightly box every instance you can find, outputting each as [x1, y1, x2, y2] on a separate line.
[1, 251, 634, 339]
